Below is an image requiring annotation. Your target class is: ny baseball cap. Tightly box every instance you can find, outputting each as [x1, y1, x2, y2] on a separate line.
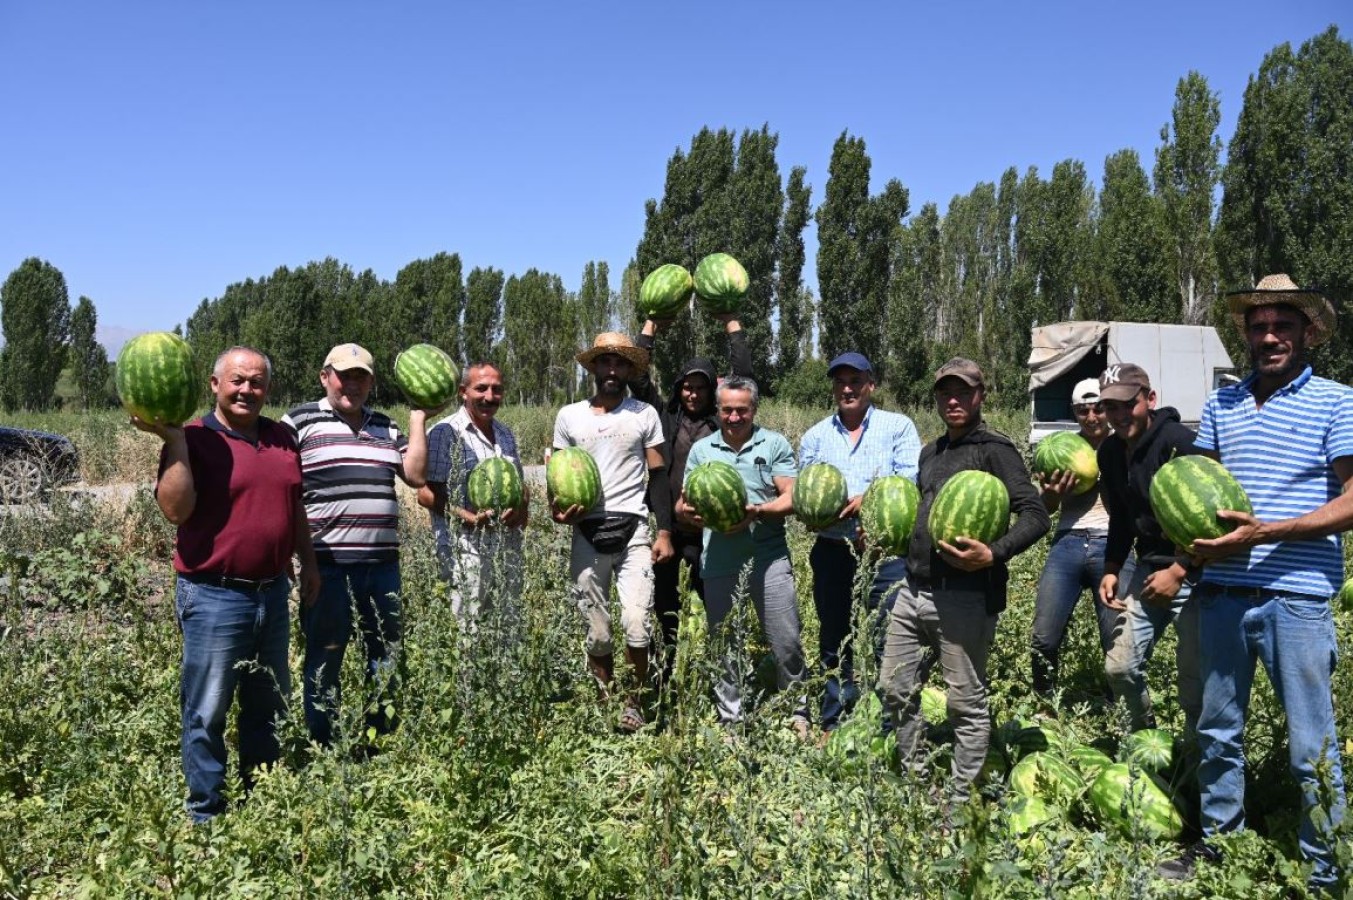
[1098, 363, 1151, 402]
[324, 343, 374, 373]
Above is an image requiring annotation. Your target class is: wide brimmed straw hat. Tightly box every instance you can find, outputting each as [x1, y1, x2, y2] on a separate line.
[1226, 273, 1336, 346]
[576, 332, 650, 373]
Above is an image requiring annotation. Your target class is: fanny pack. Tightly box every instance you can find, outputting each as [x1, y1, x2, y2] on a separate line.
[579, 515, 641, 554]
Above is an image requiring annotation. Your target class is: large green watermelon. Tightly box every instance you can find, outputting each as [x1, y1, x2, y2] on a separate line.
[393, 343, 459, 409]
[693, 252, 749, 315]
[1088, 762, 1184, 841]
[793, 463, 848, 531]
[1032, 431, 1099, 495]
[859, 475, 921, 557]
[685, 461, 748, 533]
[1148, 455, 1252, 552]
[1336, 577, 1353, 612]
[1067, 745, 1115, 781]
[467, 457, 523, 512]
[1008, 752, 1085, 807]
[116, 332, 199, 426]
[637, 264, 694, 320]
[928, 470, 1010, 546]
[547, 447, 601, 512]
[1005, 793, 1061, 838]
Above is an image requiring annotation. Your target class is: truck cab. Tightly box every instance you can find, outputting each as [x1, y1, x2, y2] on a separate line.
[1027, 321, 1235, 445]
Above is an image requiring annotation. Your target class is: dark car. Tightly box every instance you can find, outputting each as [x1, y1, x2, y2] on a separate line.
[0, 425, 81, 502]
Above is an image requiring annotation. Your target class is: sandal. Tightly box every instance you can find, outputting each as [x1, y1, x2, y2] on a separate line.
[618, 704, 645, 734]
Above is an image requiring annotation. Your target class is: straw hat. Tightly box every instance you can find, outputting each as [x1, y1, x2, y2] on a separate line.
[1226, 273, 1336, 346]
[576, 332, 650, 373]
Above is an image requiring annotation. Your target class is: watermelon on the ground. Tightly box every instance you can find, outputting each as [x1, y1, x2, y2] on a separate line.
[1087, 762, 1184, 841]
[1005, 792, 1062, 837]
[116, 332, 199, 426]
[794, 463, 848, 531]
[693, 253, 749, 315]
[547, 447, 601, 512]
[685, 461, 748, 533]
[1122, 728, 1174, 773]
[859, 475, 921, 556]
[1007, 724, 1067, 760]
[1032, 431, 1099, 495]
[467, 457, 523, 512]
[393, 343, 458, 410]
[1008, 752, 1085, 807]
[920, 685, 947, 726]
[1068, 745, 1115, 781]
[638, 264, 694, 320]
[1337, 577, 1353, 612]
[1148, 455, 1252, 552]
[928, 470, 1010, 546]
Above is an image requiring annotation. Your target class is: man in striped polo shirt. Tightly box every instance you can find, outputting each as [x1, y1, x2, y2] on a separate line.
[283, 343, 433, 748]
[798, 352, 920, 732]
[1159, 275, 1347, 892]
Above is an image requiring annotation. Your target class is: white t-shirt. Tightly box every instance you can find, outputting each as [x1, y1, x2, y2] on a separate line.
[553, 397, 663, 520]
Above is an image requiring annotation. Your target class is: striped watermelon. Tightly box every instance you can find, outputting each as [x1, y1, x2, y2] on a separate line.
[793, 463, 848, 530]
[693, 252, 749, 315]
[1088, 762, 1184, 841]
[637, 264, 694, 320]
[467, 457, 523, 512]
[547, 446, 601, 512]
[1337, 577, 1353, 612]
[393, 343, 459, 410]
[859, 475, 921, 556]
[1148, 455, 1252, 552]
[685, 461, 748, 533]
[1008, 752, 1085, 807]
[1122, 728, 1174, 773]
[1032, 431, 1099, 495]
[928, 470, 1010, 546]
[1068, 745, 1115, 781]
[1005, 793, 1061, 837]
[115, 332, 199, 426]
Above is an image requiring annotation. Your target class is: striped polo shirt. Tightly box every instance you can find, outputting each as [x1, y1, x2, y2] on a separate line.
[1195, 366, 1353, 597]
[798, 404, 921, 541]
[282, 398, 407, 565]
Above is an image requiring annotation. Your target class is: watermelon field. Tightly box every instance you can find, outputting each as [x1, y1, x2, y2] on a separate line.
[2, 403, 1351, 898]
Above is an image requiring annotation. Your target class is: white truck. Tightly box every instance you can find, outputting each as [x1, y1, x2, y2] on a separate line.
[1027, 321, 1235, 445]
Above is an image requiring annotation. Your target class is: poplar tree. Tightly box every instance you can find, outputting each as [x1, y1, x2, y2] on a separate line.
[1096, 149, 1175, 322]
[68, 296, 110, 409]
[775, 166, 812, 378]
[463, 266, 505, 364]
[0, 258, 71, 410]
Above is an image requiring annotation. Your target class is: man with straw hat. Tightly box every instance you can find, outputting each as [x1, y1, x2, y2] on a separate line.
[551, 333, 674, 733]
[1158, 274, 1346, 892]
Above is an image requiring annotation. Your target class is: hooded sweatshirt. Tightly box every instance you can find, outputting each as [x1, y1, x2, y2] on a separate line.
[1097, 406, 1201, 572]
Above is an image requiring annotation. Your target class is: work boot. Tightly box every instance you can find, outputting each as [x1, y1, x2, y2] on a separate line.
[1156, 839, 1222, 880]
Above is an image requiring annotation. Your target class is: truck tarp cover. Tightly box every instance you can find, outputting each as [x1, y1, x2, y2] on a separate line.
[1027, 322, 1110, 391]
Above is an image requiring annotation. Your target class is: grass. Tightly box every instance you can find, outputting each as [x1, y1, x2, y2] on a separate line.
[0, 406, 1348, 898]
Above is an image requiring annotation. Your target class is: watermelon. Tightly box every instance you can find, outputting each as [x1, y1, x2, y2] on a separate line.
[1068, 745, 1115, 781]
[793, 463, 849, 531]
[393, 343, 459, 410]
[1007, 724, 1067, 761]
[1005, 793, 1061, 837]
[467, 457, 523, 513]
[920, 685, 948, 726]
[1336, 577, 1353, 612]
[1148, 455, 1252, 552]
[685, 461, 748, 533]
[116, 332, 198, 426]
[859, 475, 921, 557]
[1122, 728, 1174, 774]
[637, 264, 694, 320]
[1032, 431, 1099, 495]
[928, 470, 1010, 547]
[693, 252, 750, 315]
[547, 447, 601, 513]
[1088, 762, 1184, 841]
[1008, 752, 1085, 807]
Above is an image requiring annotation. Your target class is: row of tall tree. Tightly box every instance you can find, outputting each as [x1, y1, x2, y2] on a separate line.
[2, 27, 1348, 411]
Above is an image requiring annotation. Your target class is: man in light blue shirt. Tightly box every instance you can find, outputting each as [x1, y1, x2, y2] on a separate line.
[799, 352, 921, 731]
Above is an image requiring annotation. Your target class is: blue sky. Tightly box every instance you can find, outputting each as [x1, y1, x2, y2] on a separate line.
[1, 1, 1346, 350]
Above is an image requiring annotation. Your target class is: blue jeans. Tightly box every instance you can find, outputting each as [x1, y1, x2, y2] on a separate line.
[811, 539, 906, 730]
[1196, 585, 1345, 889]
[175, 574, 291, 822]
[1103, 566, 1200, 738]
[302, 561, 402, 746]
[1030, 531, 1128, 694]
[703, 556, 808, 724]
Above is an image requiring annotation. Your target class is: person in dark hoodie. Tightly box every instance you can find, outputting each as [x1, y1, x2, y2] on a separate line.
[629, 313, 752, 680]
[879, 358, 1049, 795]
[1095, 363, 1204, 742]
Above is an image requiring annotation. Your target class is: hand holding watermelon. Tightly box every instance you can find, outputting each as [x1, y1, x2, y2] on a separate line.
[936, 536, 995, 572]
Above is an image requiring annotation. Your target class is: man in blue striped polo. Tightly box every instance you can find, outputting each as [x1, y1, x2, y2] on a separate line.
[799, 352, 921, 732]
[283, 343, 434, 748]
[1158, 274, 1347, 893]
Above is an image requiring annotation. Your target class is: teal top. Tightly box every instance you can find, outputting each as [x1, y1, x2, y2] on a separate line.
[685, 425, 797, 578]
